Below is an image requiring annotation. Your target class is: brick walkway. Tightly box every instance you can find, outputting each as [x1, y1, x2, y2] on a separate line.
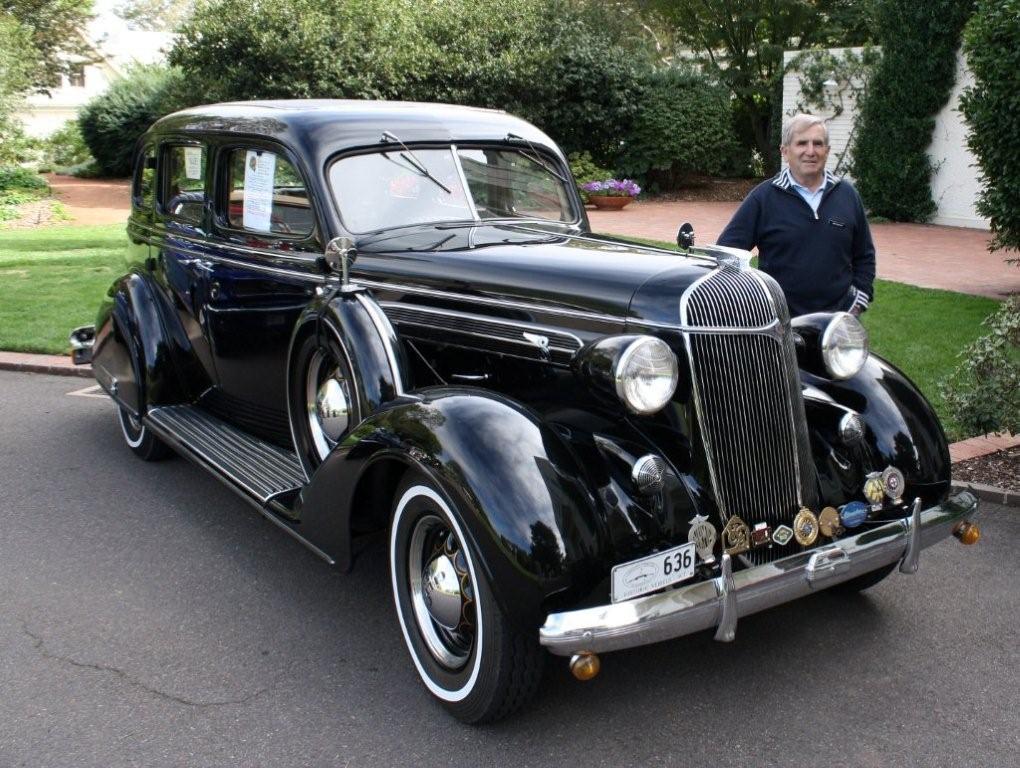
[589, 200, 1020, 300]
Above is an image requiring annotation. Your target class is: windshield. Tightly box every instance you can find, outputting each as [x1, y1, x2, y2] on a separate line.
[329, 145, 578, 234]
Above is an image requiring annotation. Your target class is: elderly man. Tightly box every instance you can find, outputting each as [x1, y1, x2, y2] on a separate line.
[717, 114, 875, 317]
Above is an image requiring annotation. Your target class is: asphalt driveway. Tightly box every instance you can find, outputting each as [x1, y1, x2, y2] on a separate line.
[0, 370, 1016, 767]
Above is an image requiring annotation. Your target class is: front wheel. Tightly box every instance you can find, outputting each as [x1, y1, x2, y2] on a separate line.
[389, 475, 543, 723]
[117, 405, 171, 461]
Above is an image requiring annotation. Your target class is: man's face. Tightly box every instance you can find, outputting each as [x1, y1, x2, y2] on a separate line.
[781, 124, 830, 184]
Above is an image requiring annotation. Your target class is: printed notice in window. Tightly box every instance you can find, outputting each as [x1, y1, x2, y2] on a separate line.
[243, 150, 276, 232]
[184, 147, 203, 180]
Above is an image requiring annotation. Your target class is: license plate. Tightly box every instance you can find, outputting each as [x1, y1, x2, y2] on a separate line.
[611, 542, 696, 603]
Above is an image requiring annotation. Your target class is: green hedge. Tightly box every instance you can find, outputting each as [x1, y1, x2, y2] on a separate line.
[78, 64, 186, 177]
[850, 0, 974, 221]
[942, 0, 1020, 436]
[615, 68, 737, 190]
[960, 0, 1020, 253]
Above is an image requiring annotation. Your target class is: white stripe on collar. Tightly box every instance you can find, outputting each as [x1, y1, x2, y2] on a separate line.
[773, 168, 839, 190]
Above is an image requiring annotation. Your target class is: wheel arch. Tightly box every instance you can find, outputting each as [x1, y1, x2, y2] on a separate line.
[297, 389, 608, 630]
[92, 271, 189, 414]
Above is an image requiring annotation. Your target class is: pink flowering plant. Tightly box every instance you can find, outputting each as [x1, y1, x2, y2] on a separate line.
[581, 179, 641, 198]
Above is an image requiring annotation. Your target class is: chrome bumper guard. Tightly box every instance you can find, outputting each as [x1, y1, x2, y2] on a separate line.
[539, 491, 978, 656]
[69, 325, 95, 365]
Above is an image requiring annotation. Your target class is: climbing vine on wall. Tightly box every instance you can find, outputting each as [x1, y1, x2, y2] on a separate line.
[849, 0, 974, 221]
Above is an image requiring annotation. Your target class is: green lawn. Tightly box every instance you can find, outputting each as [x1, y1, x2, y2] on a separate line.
[0, 224, 126, 354]
[0, 224, 999, 438]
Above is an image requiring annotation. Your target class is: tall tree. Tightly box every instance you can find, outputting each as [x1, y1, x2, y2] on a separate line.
[0, 0, 95, 93]
[115, 0, 194, 31]
[637, 1, 874, 170]
[0, 14, 36, 159]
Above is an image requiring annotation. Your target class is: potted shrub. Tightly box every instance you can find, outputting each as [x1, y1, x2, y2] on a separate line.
[581, 179, 641, 210]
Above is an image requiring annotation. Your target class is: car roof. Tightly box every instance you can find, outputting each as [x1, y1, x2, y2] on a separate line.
[150, 99, 561, 165]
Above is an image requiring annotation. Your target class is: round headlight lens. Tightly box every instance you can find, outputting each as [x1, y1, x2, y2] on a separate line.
[614, 337, 679, 414]
[821, 312, 869, 379]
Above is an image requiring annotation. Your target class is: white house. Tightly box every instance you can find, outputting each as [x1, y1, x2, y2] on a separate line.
[782, 47, 989, 230]
[18, 20, 171, 138]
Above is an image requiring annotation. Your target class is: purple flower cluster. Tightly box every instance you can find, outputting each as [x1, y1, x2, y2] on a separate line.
[581, 179, 641, 197]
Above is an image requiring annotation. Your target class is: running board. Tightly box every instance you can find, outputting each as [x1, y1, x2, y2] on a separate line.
[147, 405, 305, 502]
[145, 405, 334, 564]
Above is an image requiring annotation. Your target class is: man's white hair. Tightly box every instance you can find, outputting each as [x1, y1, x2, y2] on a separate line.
[781, 114, 829, 147]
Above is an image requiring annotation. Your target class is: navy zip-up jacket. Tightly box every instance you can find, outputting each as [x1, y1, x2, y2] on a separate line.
[717, 169, 876, 317]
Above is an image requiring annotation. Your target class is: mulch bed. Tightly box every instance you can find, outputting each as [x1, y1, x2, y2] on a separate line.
[651, 176, 760, 203]
[953, 446, 1020, 493]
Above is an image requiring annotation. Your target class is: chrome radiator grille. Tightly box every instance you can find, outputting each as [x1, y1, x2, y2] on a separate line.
[681, 267, 815, 560]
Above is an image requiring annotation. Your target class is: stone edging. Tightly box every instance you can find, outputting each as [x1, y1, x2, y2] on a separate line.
[951, 480, 1020, 508]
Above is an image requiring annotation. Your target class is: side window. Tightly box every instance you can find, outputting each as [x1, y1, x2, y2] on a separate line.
[226, 148, 313, 236]
[162, 144, 207, 223]
[132, 145, 156, 212]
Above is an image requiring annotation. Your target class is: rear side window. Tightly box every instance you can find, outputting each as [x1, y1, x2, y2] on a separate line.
[132, 145, 156, 212]
[162, 144, 206, 223]
[225, 148, 313, 236]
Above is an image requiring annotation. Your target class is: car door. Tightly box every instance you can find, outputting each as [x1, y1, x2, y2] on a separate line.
[153, 140, 221, 389]
[199, 142, 323, 446]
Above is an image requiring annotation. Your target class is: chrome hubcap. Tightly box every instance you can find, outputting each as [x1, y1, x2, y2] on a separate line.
[408, 515, 474, 669]
[422, 553, 463, 630]
[306, 349, 351, 461]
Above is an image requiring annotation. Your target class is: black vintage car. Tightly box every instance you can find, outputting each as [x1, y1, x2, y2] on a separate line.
[74, 100, 980, 723]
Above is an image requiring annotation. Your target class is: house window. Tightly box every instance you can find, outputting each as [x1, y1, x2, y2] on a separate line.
[67, 64, 85, 88]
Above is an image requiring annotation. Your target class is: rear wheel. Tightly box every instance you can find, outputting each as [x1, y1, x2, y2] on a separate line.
[117, 405, 171, 461]
[389, 474, 543, 723]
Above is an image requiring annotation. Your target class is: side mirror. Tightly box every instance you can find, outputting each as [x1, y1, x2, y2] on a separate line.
[324, 236, 357, 286]
[676, 222, 695, 252]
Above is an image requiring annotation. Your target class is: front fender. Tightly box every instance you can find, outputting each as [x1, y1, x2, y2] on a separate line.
[804, 354, 952, 503]
[289, 288, 410, 417]
[298, 389, 606, 629]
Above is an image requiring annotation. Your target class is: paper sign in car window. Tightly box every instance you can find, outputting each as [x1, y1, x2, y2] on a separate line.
[242, 150, 276, 232]
[183, 147, 203, 180]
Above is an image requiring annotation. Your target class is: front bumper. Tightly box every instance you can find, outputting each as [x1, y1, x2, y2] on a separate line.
[539, 491, 978, 656]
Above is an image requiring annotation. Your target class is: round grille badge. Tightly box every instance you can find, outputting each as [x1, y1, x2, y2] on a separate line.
[818, 506, 843, 538]
[882, 466, 905, 502]
[793, 507, 819, 546]
[688, 514, 717, 563]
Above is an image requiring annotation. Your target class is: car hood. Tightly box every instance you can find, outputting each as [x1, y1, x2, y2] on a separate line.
[351, 224, 717, 327]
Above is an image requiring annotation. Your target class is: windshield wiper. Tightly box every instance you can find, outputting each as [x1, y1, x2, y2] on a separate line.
[506, 132, 568, 183]
[381, 130, 451, 194]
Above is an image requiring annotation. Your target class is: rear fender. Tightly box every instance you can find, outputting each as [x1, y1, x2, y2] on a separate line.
[298, 389, 606, 629]
[92, 272, 186, 414]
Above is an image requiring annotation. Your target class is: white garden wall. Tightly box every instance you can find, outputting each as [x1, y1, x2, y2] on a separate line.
[782, 47, 989, 230]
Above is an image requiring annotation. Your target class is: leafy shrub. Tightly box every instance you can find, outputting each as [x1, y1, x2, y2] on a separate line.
[0, 165, 48, 194]
[568, 151, 614, 201]
[943, 0, 1020, 436]
[78, 64, 187, 176]
[168, 0, 651, 163]
[0, 165, 49, 223]
[614, 68, 737, 191]
[42, 120, 92, 169]
[942, 298, 1020, 435]
[850, 0, 974, 221]
[960, 0, 1020, 255]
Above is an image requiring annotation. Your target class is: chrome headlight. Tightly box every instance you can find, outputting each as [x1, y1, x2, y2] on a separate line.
[614, 336, 679, 414]
[821, 312, 869, 380]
